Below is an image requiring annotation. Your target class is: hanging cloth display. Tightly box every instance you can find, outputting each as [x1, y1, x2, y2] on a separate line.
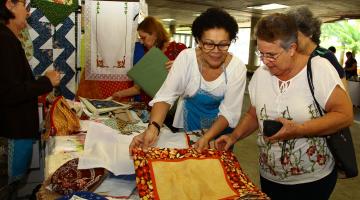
[31, 0, 79, 26]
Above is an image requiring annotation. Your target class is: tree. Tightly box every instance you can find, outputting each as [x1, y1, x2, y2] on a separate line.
[321, 20, 360, 55]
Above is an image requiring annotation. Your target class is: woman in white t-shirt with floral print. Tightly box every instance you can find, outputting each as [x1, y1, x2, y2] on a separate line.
[216, 13, 353, 200]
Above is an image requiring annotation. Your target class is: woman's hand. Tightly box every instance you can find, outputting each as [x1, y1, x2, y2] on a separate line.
[129, 125, 159, 155]
[194, 135, 211, 152]
[266, 118, 303, 142]
[165, 60, 174, 72]
[215, 134, 237, 151]
[45, 70, 61, 87]
[112, 91, 124, 100]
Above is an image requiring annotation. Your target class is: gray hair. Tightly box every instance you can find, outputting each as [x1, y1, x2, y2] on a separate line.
[286, 6, 322, 45]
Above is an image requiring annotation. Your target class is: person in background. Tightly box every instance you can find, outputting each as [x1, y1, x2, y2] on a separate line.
[129, 7, 247, 153]
[215, 13, 352, 200]
[328, 46, 336, 54]
[0, 0, 60, 197]
[112, 16, 186, 101]
[344, 51, 358, 79]
[286, 6, 348, 90]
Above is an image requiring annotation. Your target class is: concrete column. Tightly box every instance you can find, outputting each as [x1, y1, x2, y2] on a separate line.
[169, 21, 176, 37]
[247, 16, 260, 72]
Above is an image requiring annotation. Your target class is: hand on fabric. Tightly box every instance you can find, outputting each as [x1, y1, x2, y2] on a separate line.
[265, 118, 303, 142]
[165, 60, 174, 72]
[215, 134, 237, 151]
[45, 70, 61, 87]
[112, 91, 124, 100]
[129, 127, 158, 155]
[194, 136, 210, 152]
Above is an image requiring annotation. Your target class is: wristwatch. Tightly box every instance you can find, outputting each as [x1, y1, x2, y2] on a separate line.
[148, 121, 161, 135]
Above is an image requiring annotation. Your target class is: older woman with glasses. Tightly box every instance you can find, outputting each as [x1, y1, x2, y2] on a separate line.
[216, 13, 352, 200]
[129, 7, 247, 153]
[0, 0, 60, 197]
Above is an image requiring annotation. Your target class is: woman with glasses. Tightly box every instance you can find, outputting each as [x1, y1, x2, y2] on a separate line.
[129, 8, 247, 153]
[216, 13, 352, 200]
[0, 0, 60, 197]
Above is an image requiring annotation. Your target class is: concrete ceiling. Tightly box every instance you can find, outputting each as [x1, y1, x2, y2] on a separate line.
[147, 0, 360, 28]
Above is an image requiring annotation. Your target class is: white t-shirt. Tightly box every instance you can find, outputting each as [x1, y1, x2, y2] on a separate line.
[150, 48, 247, 128]
[248, 55, 344, 184]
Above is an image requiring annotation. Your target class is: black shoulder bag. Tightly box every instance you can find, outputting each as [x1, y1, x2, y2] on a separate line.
[306, 57, 358, 178]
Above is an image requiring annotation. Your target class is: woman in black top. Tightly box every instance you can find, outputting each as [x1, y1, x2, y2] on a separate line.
[0, 0, 60, 197]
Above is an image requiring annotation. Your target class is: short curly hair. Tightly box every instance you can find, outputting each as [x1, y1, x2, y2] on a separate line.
[286, 6, 322, 45]
[255, 13, 298, 50]
[191, 7, 238, 43]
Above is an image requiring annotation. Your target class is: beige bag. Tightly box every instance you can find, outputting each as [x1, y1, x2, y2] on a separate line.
[45, 96, 80, 137]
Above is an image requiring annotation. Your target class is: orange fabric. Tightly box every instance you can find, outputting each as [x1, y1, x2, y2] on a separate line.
[150, 158, 238, 200]
[133, 148, 269, 200]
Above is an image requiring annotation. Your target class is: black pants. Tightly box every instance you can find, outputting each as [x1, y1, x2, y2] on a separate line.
[260, 168, 337, 200]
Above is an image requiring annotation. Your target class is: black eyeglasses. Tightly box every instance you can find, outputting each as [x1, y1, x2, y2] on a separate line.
[201, 40, 231, 51]
[255, 49, 284, 62]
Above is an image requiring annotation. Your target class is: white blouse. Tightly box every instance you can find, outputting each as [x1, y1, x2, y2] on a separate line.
[248, 55, 344, 184]
[149, 48, 247, 128]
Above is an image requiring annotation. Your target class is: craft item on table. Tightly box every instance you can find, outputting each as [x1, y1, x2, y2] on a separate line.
[49, 158, 107, 195]
[44, 96, 81, 139]
[110, 109, 138, 123]
[78, 121, 188, 175]
[94, 174, 136, 198]
[127, 47, 169, 98]
[48, 135, 85, 154]
[56, 191, 107, 200]
[79, 97, 130, 115]
[132, 148, 269, 200]
[101, 118, 145, 135]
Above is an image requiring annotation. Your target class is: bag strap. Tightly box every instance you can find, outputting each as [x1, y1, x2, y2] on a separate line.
[306, 53, 325, 117]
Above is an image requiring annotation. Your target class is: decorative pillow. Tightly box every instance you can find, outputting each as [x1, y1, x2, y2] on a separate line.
[50, 158, 107, 195]
[132, 148, 269, 200]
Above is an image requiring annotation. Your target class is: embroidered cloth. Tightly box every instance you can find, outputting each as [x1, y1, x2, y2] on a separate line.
[132, 148, 269, 200]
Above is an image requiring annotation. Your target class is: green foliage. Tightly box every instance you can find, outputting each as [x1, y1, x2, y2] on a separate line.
[321, 20, 360, 54]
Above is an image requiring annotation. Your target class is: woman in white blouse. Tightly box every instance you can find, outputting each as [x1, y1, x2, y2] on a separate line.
[215, 13, 353, 200]
[129, 8, 247, 153]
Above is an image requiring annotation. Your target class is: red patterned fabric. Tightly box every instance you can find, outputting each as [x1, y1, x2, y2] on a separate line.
[76, 42, 186, 102]
[50, 158, 107, 195]
[132, 148, 269, 200]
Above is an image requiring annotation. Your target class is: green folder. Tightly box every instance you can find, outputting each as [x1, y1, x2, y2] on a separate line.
[127, 47, 168, 98]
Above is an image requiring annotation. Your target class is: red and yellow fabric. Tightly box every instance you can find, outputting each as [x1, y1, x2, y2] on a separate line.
[132, 148, 269, 200]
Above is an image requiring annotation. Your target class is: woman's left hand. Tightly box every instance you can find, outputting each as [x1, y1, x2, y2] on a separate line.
[165, 60, 174, 72]
[194, 136, 210, 152]
[266, 117, 303, 142]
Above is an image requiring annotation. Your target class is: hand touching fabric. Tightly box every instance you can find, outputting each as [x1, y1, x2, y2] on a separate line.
[45, 70, 61, 87]
[129, 126, 158, 155]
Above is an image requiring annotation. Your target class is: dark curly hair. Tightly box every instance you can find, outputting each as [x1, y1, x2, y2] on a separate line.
[0, 0, 17, 24]
[286, 6, 322, 45]
[191, 7, 238, 43]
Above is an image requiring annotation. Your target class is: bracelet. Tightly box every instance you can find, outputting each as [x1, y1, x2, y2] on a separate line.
[148, 121, 161, 135]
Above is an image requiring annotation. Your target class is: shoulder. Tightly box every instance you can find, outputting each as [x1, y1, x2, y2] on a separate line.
[226, 54, 246, 74]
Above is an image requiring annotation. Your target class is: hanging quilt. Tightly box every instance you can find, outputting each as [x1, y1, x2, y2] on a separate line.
[84, 0, 139, 81]
[27, 6, 79, 100]
[132, 148, 269, 200]
[31, 0, 79, 26]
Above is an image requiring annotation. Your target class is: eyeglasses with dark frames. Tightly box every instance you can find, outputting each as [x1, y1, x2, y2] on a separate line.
[201, 40, 231, 51]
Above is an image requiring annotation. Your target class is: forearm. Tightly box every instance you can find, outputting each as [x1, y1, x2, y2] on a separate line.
[299, 111, 353, 137]
[149, 102, 171, 126]
[203, 115, 229, 140]
[116, 85, 141, 98]
[231, 107, 259, 141]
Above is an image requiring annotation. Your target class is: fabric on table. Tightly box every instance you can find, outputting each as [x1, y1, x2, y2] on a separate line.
[56, 191, 107, 200]
[50, 158, 107, 195]
[132, 148, 269, 200]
